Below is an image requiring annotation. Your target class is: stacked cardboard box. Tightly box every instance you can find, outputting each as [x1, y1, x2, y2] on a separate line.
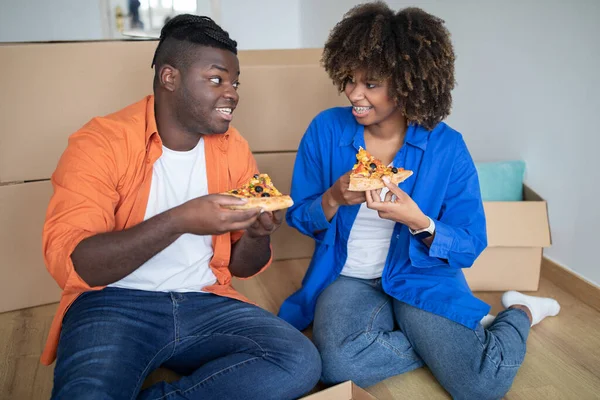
[0, 42, 551, 315]
[0, 43, 339, 312]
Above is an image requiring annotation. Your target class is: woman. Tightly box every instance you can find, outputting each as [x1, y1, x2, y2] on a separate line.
[278, 3, 560, 399]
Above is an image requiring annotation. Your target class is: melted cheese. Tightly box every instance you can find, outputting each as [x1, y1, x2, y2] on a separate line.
[351, 147, 405, 178]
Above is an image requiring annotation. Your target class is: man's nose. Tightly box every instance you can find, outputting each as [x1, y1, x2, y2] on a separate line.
[224, 85, 239, 103]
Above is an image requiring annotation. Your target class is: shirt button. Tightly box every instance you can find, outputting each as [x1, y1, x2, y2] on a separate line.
[415, 299, 421, 305]
[146, 158, 152, 164]
[396, 234, 400, 239]
[153, 137, 159, 143]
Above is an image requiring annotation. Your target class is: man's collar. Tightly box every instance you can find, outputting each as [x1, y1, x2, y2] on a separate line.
[145, 95, 158, 144]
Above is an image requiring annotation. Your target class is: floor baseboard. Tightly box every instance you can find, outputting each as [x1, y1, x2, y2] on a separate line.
[541, 257, 600, 312]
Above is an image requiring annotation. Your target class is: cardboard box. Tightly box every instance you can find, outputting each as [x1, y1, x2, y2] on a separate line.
[301, 381, 377, 400]
[255, 153, 314, 261]
[0, 41, 549, 314]
[465, 185, 551, 291]
[0, 154, 312, 313]
[0, 42, 345, 182]
[0, 41, 155, 182]
[0, 181, 61, 313]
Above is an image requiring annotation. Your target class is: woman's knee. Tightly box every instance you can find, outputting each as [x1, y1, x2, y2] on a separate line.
[439, 367, 515, 400]
[319, 345, 361, 385]
[317, 333, 379, 387]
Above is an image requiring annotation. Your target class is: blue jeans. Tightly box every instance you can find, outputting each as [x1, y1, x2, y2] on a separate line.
[52, 287, 321, 400]
[314, 276, 531, 400]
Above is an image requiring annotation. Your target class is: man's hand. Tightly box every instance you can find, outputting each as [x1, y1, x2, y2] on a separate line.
[365, 177, 429, 231]
[229, 210, 283, 277]
[246, 210, 283, 238]
[171, 194, 262, 236]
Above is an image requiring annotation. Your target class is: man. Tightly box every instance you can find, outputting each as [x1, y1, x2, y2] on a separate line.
[42, 14, 321, 400]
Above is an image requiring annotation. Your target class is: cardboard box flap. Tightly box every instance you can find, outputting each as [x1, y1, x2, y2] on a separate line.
[352, 385, 378, 400]
[484, 201, 551, 248]
[301, 381, 377, 400]
[523, 185, 544, 201]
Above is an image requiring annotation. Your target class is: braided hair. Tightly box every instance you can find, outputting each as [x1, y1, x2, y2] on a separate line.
[151, 14, 237, 72]
[322, 2, 455, 130]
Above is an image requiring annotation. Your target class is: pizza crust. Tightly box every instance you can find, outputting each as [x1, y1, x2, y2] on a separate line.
[348, 170, 413, 191]
[221, 194, 294, 212]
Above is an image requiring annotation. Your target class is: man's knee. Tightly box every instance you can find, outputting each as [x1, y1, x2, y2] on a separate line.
[52, 344, 148, 400]
[52, 378, 122, 400]
[277, 332, 322, 394]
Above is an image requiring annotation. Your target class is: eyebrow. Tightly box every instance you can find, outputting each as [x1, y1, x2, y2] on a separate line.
[208, 64, 240, 76]
[209, 64, 228, 72]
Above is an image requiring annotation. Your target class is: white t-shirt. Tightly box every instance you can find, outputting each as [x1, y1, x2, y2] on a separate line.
[109, 137, 217, 292]
[340, 188, 396, 279]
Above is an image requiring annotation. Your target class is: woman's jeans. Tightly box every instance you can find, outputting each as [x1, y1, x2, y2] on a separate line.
[51, 287, 321, 400]
[314, 275, 531, 400]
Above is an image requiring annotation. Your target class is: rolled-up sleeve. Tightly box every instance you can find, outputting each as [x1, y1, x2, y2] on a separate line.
[409, 137, 487, 269]
[285, 120, 337, 246]
[42, 130, 120, 293]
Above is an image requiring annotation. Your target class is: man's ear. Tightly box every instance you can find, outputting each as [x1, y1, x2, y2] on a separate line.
[159, 64, 178, 92]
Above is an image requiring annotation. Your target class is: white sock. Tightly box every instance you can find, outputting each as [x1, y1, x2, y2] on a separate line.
[501, 290, 561, 326]
[480, 314, 496, 328]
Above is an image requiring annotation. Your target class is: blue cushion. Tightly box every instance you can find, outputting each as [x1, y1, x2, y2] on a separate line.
[475, 161, 526, 201]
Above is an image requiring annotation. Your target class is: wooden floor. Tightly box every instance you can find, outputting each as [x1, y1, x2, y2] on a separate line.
[1, 259, 599, 400]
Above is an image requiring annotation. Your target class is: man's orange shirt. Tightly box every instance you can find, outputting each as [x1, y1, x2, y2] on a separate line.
[41, 95, 271, 365]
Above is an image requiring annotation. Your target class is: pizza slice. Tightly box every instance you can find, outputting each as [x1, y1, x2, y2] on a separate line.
[348, 147, 413, 191]
[222, 173, 294, 212]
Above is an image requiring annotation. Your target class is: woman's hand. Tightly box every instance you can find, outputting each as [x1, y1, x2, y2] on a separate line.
[365, 177, 429, 231]
[325, 171, 366, 207]
[321, 171, 366, 221]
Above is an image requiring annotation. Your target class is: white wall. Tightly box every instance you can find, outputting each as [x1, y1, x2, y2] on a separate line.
[1, 0, 597, 285]
[299, 0, 529, 159]
[219, 0, 301, 50]
[299, 0, 600, 285]
[517, 1, 600, 286]
[0, 0, 105, 42]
